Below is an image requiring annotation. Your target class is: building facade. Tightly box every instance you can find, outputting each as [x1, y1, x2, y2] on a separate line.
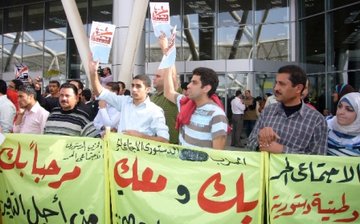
[0, 0, 359, 113]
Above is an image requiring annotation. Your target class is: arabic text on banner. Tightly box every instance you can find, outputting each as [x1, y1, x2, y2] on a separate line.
[0, 134, 108, 224]
[89, 21, 116, 63]
[108, 133, 264, 223]
[268, 154, 360, 223]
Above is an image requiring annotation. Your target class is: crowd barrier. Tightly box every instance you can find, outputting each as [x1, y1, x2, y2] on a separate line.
[0, 133, 359, 223]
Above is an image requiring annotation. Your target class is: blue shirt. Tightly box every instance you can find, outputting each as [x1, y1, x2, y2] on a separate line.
[98, 89, 169, 140]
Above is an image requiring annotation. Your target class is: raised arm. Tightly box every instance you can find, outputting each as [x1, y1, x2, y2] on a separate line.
[88, 59, 103, 96]
[162, 65, 179, 104]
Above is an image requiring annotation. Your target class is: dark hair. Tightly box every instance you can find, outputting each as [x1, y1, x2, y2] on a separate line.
[67, 79, 84, 90]
[118, 81, 126, 89]
[18, 84, 37, 100]
[106, 82, 120, 94]
[49, 80, 60, 87]
[133, 74, 151, 88]
[11, 79, 24, 91]
[192, 67, 219, 97]
[181, 82, 189, 90]
[278, 65, 307, 92]
[104, 67, 112, 75]
[124, 89, 130, 95]
[235, 90, 242, 96]
[0, 80, 7, 94]
[60, 83, 78, 96]
[82, 88, 92, 101]
[334, 84, 356, 99]
[265, 93, 272, 97]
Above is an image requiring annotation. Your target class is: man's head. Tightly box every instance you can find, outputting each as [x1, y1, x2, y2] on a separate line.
[181, 82, 189, 96]
[81, 88, 92, 103]
[103, 67, 111, 77]
[153, 70, 164, 91]
[48, 80, 60, 96]
[59, 83, 78, 111]
[274, 65, 307, 106]
[235, 90, 242, 97]
[18, 84, 37, 110]
[106, 82, 120, 95]
[188, 67, 218, 100]
[131, 75, 151, 104]
[68, 80, 84, 101]
[0, 80, 7, 95]
[9, 79, 24, 91]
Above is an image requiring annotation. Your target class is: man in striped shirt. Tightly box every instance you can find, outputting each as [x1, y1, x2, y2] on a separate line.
[163, 66, 228, 150]
[44, 83, 98, 137]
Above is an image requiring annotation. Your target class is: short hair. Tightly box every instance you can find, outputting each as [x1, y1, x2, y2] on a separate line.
[181, 82, 189, 90]
[60, 83, 78, 96]
[235, 90, 242, 96]
[82, 88, 92, 101]
[133, 74, 151, 88]
[11, 79, 24, 90]
[18, 84, 37, 100]
[118, 81, 126, 89]
[124, 89, 130, 95]
[67, 79, 84, 90]
[49, 80, 60, 87]
[106, 82, 120, 94]
[0, 80, 7, 94]
[192, 67, 219, 97]
[278, 65, 307, 91]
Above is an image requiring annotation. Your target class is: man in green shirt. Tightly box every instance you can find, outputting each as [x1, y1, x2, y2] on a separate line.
[151, 69, 179, 144]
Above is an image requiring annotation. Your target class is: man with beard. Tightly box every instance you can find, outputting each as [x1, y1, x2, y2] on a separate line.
[44, 83, 98, 137]
[247, 65, 327, 155]
[13, 84, 49, 134]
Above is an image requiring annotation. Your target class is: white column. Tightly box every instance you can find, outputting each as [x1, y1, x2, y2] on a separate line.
[112, 0, 148, 89]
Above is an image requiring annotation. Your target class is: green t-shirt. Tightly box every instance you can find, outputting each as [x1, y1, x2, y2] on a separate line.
[151, 91, 179, 144]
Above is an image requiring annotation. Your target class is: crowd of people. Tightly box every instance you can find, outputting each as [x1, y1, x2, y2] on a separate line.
[1, 59, 360, 156]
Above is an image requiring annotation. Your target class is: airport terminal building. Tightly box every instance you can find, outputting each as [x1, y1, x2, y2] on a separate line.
[0, 0, 359, 113]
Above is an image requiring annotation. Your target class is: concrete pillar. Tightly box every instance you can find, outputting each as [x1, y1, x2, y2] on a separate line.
[112, 0, 147, 90]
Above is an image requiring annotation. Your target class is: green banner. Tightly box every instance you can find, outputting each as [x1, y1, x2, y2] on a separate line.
[0, 134, 108, 224]
[268, 154, 360, 223]
[108, 133, 265, 224]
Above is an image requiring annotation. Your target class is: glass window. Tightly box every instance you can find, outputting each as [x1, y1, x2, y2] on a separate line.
[217, 25, 253, 59]
[255, 0, 289, 23]
[219, 0, 253, 26]
[2, 43, 22, 73]
[24, 4, 44, 42]
[0, 10, 3, 73]
[90, 0, 113, 23]
[184, 0, 215, 28]
[329, 6, 360, 72]
[44, 39, 66, 80]
[183, 27, 215, 60]
[4, 7, 22, 34]
[45, 1, 67, 41]
[298, 0, 324, 18]
[255, 23, 289, 61]
[22, 42, 43, 75]
[299, 15, 325, 71]
[330, 0, 360, 9]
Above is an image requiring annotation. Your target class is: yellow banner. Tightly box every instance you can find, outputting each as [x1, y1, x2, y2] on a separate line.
[0, 134, 108, 223]
[108, 133, 265, 223]
[268, 154, 360, 223]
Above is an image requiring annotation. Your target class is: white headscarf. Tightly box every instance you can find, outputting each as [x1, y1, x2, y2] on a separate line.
[328, 92, 360, 136]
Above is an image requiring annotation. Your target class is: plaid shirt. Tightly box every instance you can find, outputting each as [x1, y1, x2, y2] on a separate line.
[247, 102, 328, 155]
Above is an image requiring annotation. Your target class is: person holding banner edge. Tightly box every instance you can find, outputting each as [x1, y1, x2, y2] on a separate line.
[247, 65, 328, 154]
[88, 57, 170, 143]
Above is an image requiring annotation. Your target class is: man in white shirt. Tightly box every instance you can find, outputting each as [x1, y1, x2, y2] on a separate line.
[230, 90, 246, 147]
[0, 80, 16, 133]
[13, 85, 49, 134]
[89, 59, 169, 143]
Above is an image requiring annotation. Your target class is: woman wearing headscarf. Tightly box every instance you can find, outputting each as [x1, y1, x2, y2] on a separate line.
[327, 92, 360, 156]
